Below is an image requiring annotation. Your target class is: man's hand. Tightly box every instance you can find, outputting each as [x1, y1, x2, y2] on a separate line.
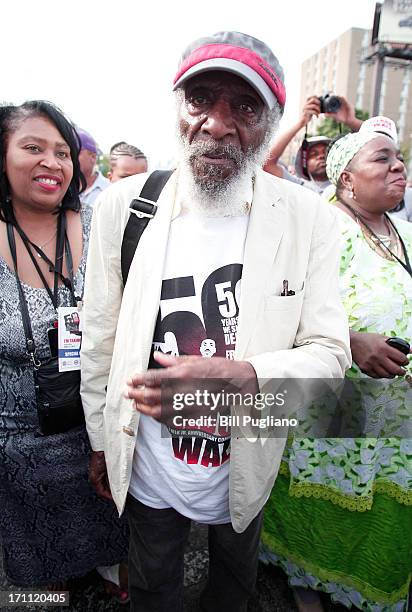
[350, 331, 409, 378]
[125, 351, 258, 422]
[299, 96, 322, 128]
[324, 95, 362, 131]
[89, 450, 113, 501]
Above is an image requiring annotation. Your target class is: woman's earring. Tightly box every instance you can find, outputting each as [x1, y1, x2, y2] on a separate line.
[348, 187, 355, 199]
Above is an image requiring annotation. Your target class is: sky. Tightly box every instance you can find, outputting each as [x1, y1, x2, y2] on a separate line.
[2, 0, 378, 167]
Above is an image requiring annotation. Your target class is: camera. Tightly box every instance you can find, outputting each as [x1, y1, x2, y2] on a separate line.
[318, 94, 342, 114]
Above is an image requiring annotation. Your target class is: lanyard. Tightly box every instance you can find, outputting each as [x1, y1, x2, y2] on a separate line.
[6, 210, 77, 366]
[8, 211, 77, 309]
[390, 219, 412, 278]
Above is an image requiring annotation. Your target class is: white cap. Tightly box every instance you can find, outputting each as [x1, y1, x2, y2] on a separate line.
[359, 116, 398, 144]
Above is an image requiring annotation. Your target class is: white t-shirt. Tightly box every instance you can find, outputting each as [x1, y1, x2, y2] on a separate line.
[128, 210, 249, 523]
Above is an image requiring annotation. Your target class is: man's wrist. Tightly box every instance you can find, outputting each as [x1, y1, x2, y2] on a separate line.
[237, 359, 257, 377]
[237, 360, 259, 395]
[345, 117, 362, 132]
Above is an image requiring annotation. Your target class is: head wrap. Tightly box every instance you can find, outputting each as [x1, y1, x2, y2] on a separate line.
[326, 131, 380, 186]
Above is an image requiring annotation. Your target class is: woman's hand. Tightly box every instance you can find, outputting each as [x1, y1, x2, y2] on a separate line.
[350, 330, 409, 378]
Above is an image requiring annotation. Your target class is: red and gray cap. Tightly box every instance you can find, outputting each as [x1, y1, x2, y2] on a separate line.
[173, 31, 286, 110]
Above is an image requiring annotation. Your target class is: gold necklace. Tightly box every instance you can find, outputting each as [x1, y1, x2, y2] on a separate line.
[359, 219, 401, 261]
[340, 200, 405, 263]
[36, 230, 58, 257]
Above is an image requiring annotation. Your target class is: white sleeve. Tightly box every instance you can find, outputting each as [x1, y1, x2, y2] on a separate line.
[80, 189, 127, 451]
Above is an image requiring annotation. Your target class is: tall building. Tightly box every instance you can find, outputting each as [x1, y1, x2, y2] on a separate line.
[298, 27, 412, 174]
[300, 29, 371, 116]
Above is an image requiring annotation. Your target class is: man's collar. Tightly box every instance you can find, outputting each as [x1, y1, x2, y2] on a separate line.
[84, 171, 108, 195]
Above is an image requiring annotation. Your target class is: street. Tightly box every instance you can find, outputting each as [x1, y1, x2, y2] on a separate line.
[0, 523, 349, 611]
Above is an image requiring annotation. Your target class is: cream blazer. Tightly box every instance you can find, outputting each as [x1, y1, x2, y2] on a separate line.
[80, 168, 351, 533]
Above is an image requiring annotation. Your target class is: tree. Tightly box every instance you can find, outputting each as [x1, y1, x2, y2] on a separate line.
[316, 108, 369, 138]
[97, 153, 110, 178]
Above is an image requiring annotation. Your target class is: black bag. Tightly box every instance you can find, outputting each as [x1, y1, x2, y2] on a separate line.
[34, 357, 84, 435]
[6, 215, 85, 436]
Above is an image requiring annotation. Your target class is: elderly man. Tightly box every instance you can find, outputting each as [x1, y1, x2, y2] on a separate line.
[81, 31, 350, 612]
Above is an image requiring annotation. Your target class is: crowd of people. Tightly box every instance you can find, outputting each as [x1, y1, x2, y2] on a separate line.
[0, 28, 411, 612]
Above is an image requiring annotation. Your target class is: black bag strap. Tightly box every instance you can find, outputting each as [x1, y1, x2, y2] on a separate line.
[6, 210, 78, 367]
[8, 211, 77, 308]
[121, 169, 173, 286]
[7, 223, 41, 367]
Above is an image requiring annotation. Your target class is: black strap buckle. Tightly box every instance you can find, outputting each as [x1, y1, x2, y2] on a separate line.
[129, 197, 157, 219]
[121, 169, 174, 286]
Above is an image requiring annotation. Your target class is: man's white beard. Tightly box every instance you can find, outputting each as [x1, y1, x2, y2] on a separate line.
[177, 131, 274, 217]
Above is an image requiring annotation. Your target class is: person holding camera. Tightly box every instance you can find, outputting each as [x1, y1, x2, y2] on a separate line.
[264, 95, 362, 194]
[262, 125, 412, 612]
[0, 101, 128, 599]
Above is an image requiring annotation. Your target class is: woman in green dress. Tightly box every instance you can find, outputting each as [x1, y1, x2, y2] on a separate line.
[262, 129, 412, 611]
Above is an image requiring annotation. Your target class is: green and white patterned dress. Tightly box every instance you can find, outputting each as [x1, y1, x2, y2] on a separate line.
[262, 208, 412, 611]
